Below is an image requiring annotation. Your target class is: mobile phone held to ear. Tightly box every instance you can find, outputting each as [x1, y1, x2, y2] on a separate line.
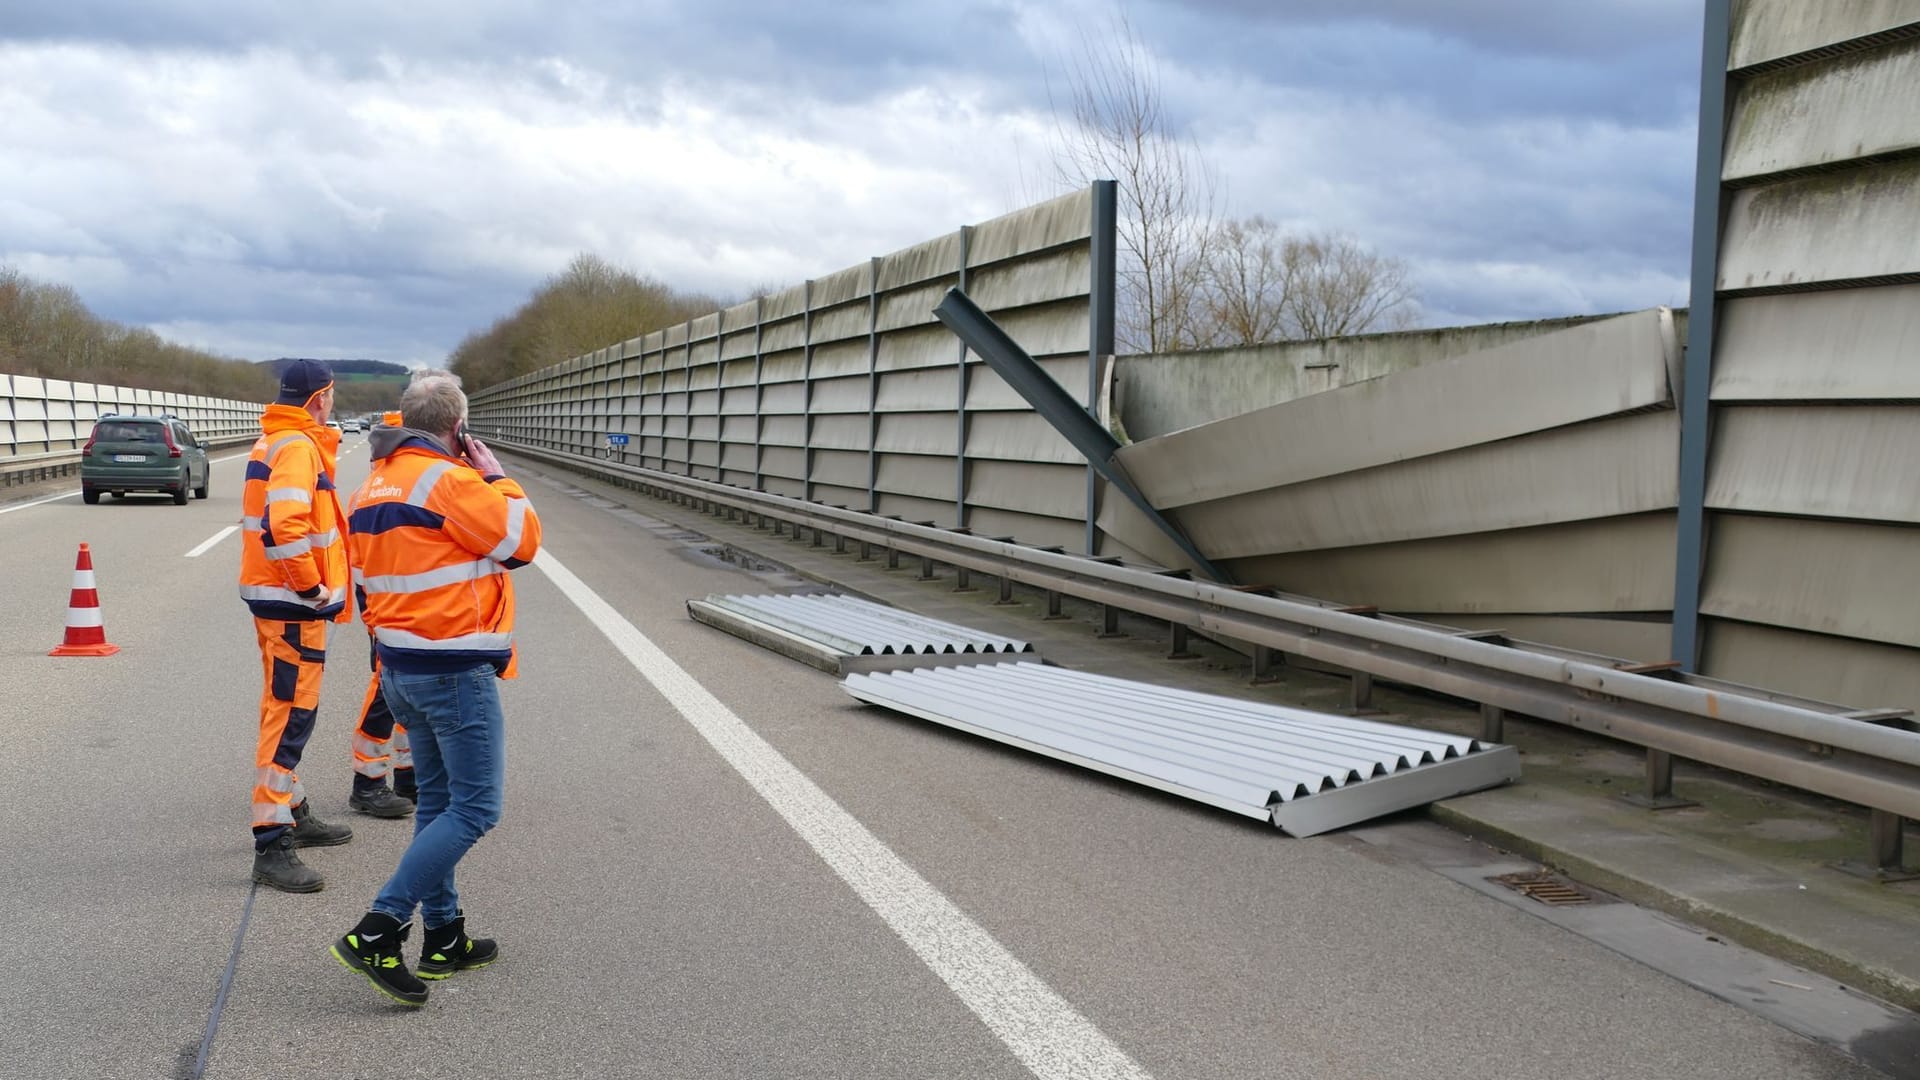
[454, 421, 472, 457]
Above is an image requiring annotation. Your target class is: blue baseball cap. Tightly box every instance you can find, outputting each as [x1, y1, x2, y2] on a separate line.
[276, 359, 335, 405]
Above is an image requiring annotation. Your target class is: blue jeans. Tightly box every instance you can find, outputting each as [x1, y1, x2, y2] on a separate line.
[371, 664, 505, 929]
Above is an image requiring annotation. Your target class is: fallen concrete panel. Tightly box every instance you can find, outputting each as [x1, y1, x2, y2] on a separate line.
[842, 661, 1520, 836]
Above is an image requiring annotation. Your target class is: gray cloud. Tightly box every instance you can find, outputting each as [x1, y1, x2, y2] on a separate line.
[0, 1, 1704, 367]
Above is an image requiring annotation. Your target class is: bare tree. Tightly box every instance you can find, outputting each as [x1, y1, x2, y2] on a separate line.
[1199, 220, 1420, 345]
[1281, 231, 1418, 340]
[1199, 215, 1290, 347]
[1049, 15, 1218, 354]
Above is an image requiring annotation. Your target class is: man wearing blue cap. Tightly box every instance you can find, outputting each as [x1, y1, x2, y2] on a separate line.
[238, 359, 355, 892]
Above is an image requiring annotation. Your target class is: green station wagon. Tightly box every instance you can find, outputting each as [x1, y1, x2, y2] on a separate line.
[80, 414, 211, 505]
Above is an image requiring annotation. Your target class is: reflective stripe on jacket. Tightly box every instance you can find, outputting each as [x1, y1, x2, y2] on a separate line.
[239, 405, 349, 622]
[347, 438, 541, 677]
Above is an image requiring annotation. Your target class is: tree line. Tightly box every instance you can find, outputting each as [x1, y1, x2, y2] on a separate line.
[445, 255, 724, 389]
[0, 266, 279, 402]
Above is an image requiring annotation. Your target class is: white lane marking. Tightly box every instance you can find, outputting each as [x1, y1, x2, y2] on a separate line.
[211, 450, 254, 464]
[0, 490, 81, 515]
[186, 525, 240, 558]
[533, 549, 1151, 1080]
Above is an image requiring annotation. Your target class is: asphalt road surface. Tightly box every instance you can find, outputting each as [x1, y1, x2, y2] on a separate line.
[0, 437, 1889, 1080]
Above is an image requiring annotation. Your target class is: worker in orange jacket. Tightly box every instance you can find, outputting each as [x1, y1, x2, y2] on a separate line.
[348, 408, 414, 818]
[238, 359, 355, 893]
[331, 371, 541, 1006]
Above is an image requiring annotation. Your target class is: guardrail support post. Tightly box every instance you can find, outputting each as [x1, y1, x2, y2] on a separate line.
[833, 533, 847, 554]
[995, 576, 1015, 605]
[953, 567, 973, 592]
[772, 520, 785, 537]
[886, 547, 901, 571]
[918, 554, 937, 580]
[1045, 589, 1066, 620]
[1348, 671, 1376, 713]
[1168, 623, 1196, 660]
[857, 540, 873, 562]
[1480, 703, 1506, 743]
[1837, 813, 1918, 882]
[1620, 750, 1698, 810]
[810, 527, 824, 548]
[1098, 605, 1123, 638]
[1250, 645, 1282, 684]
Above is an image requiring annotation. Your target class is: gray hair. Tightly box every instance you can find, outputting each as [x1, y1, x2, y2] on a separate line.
[400, 370, 467, 437]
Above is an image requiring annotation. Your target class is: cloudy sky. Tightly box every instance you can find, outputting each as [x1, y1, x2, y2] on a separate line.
[0, 0, 1706, 368]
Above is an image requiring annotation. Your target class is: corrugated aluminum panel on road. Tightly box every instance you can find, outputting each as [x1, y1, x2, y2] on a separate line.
[843, 662, 1520, 837]
[689, 593, 1033, 674]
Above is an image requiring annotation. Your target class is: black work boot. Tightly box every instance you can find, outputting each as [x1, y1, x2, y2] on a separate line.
[348, 778, 415, 819]
[417, 911, 498, 980]
[289, 800, 353, 848]
[391, 767, 417, 802]
[331, 911, 428, 1006]
[252, 835, 323, 893]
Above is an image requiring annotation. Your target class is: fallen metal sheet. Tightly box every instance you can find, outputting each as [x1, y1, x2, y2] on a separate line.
[687, 592, 1036, 675]
[841, 661, 1521, 837]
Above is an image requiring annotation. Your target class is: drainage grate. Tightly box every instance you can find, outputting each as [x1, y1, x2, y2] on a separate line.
[1490, 871, 1599, 906]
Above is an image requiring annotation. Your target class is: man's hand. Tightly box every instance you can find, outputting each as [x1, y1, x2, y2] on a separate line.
[464, 435, 504, 477]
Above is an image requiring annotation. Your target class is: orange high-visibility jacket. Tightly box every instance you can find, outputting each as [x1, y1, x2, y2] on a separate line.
[239, 405, 349, 622]
[347, 437, 541, 677]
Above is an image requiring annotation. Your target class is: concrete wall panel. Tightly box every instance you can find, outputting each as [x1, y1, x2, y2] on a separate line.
[965, 460, 1086, 518]
[1712, 286, 1920, 399]
[963, 506, 1087, 555]
[1171, 411, 1679, 556]
[876, 453, 956, 501]
[876, 232, 963, 292]
[808, 449, 868, 490]
[875, 368, 957, 412]
[967, 188, 1093, 267]
[1707, 404, 1920, 522]
[809, 413, 870, 452]
[1224, 514, 1677, 615]
[1718, 159, 1920, 290]
[1701, 513, 1920, 648]
[1729, 0, 1920, 71]
[1117, 309, 1676, 509]
[965, 356, 1090, 411]
[875, 413, 958, 457]
[811, 264, 872, 310]
[1703, 619, 1919, 713]
[1724, 37, 1920, 180]
[876, 279, 954, 334]
[808, 374, 872, 414]
[810, 339, 869, 380]
[876, 324, 958, 372]
[963, 410, 1082, 465]
[964, 247, 1092, 312]
[875, 492, 959, 528]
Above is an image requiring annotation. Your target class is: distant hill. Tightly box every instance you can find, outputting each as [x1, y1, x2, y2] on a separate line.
[260, 358, 410, 378]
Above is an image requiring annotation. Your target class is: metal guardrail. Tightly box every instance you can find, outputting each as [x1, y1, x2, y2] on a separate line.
[502, 441, 1920, 875]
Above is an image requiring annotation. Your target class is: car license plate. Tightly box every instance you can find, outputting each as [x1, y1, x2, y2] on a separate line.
[114, 454, 145, 462]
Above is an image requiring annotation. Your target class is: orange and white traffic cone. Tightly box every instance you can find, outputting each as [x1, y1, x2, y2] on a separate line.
[50, 542, 119, 657]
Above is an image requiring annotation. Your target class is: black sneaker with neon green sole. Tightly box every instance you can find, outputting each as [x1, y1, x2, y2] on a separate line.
[417, 913, 498, 980]
[331, 912, 428, 1006]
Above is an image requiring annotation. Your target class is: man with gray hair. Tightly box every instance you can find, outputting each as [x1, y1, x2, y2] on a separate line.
[332, 370, 542, 1006]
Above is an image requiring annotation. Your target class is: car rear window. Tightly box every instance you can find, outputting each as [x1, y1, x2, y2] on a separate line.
[93, 421, 166, 442]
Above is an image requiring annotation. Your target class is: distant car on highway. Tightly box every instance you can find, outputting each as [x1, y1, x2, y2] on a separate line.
[341, 418, 363, 432]
[80, 414, 210, 505]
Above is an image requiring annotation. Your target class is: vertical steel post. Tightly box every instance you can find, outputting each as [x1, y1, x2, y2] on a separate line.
[955, 227, 973, 530]
[801, 281, 815, 503]
[1670, 0, 1734, 672]
[867, 257, 881, 514]
[752, 296, 765, 492]
[1085, 180, 1118, 556]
